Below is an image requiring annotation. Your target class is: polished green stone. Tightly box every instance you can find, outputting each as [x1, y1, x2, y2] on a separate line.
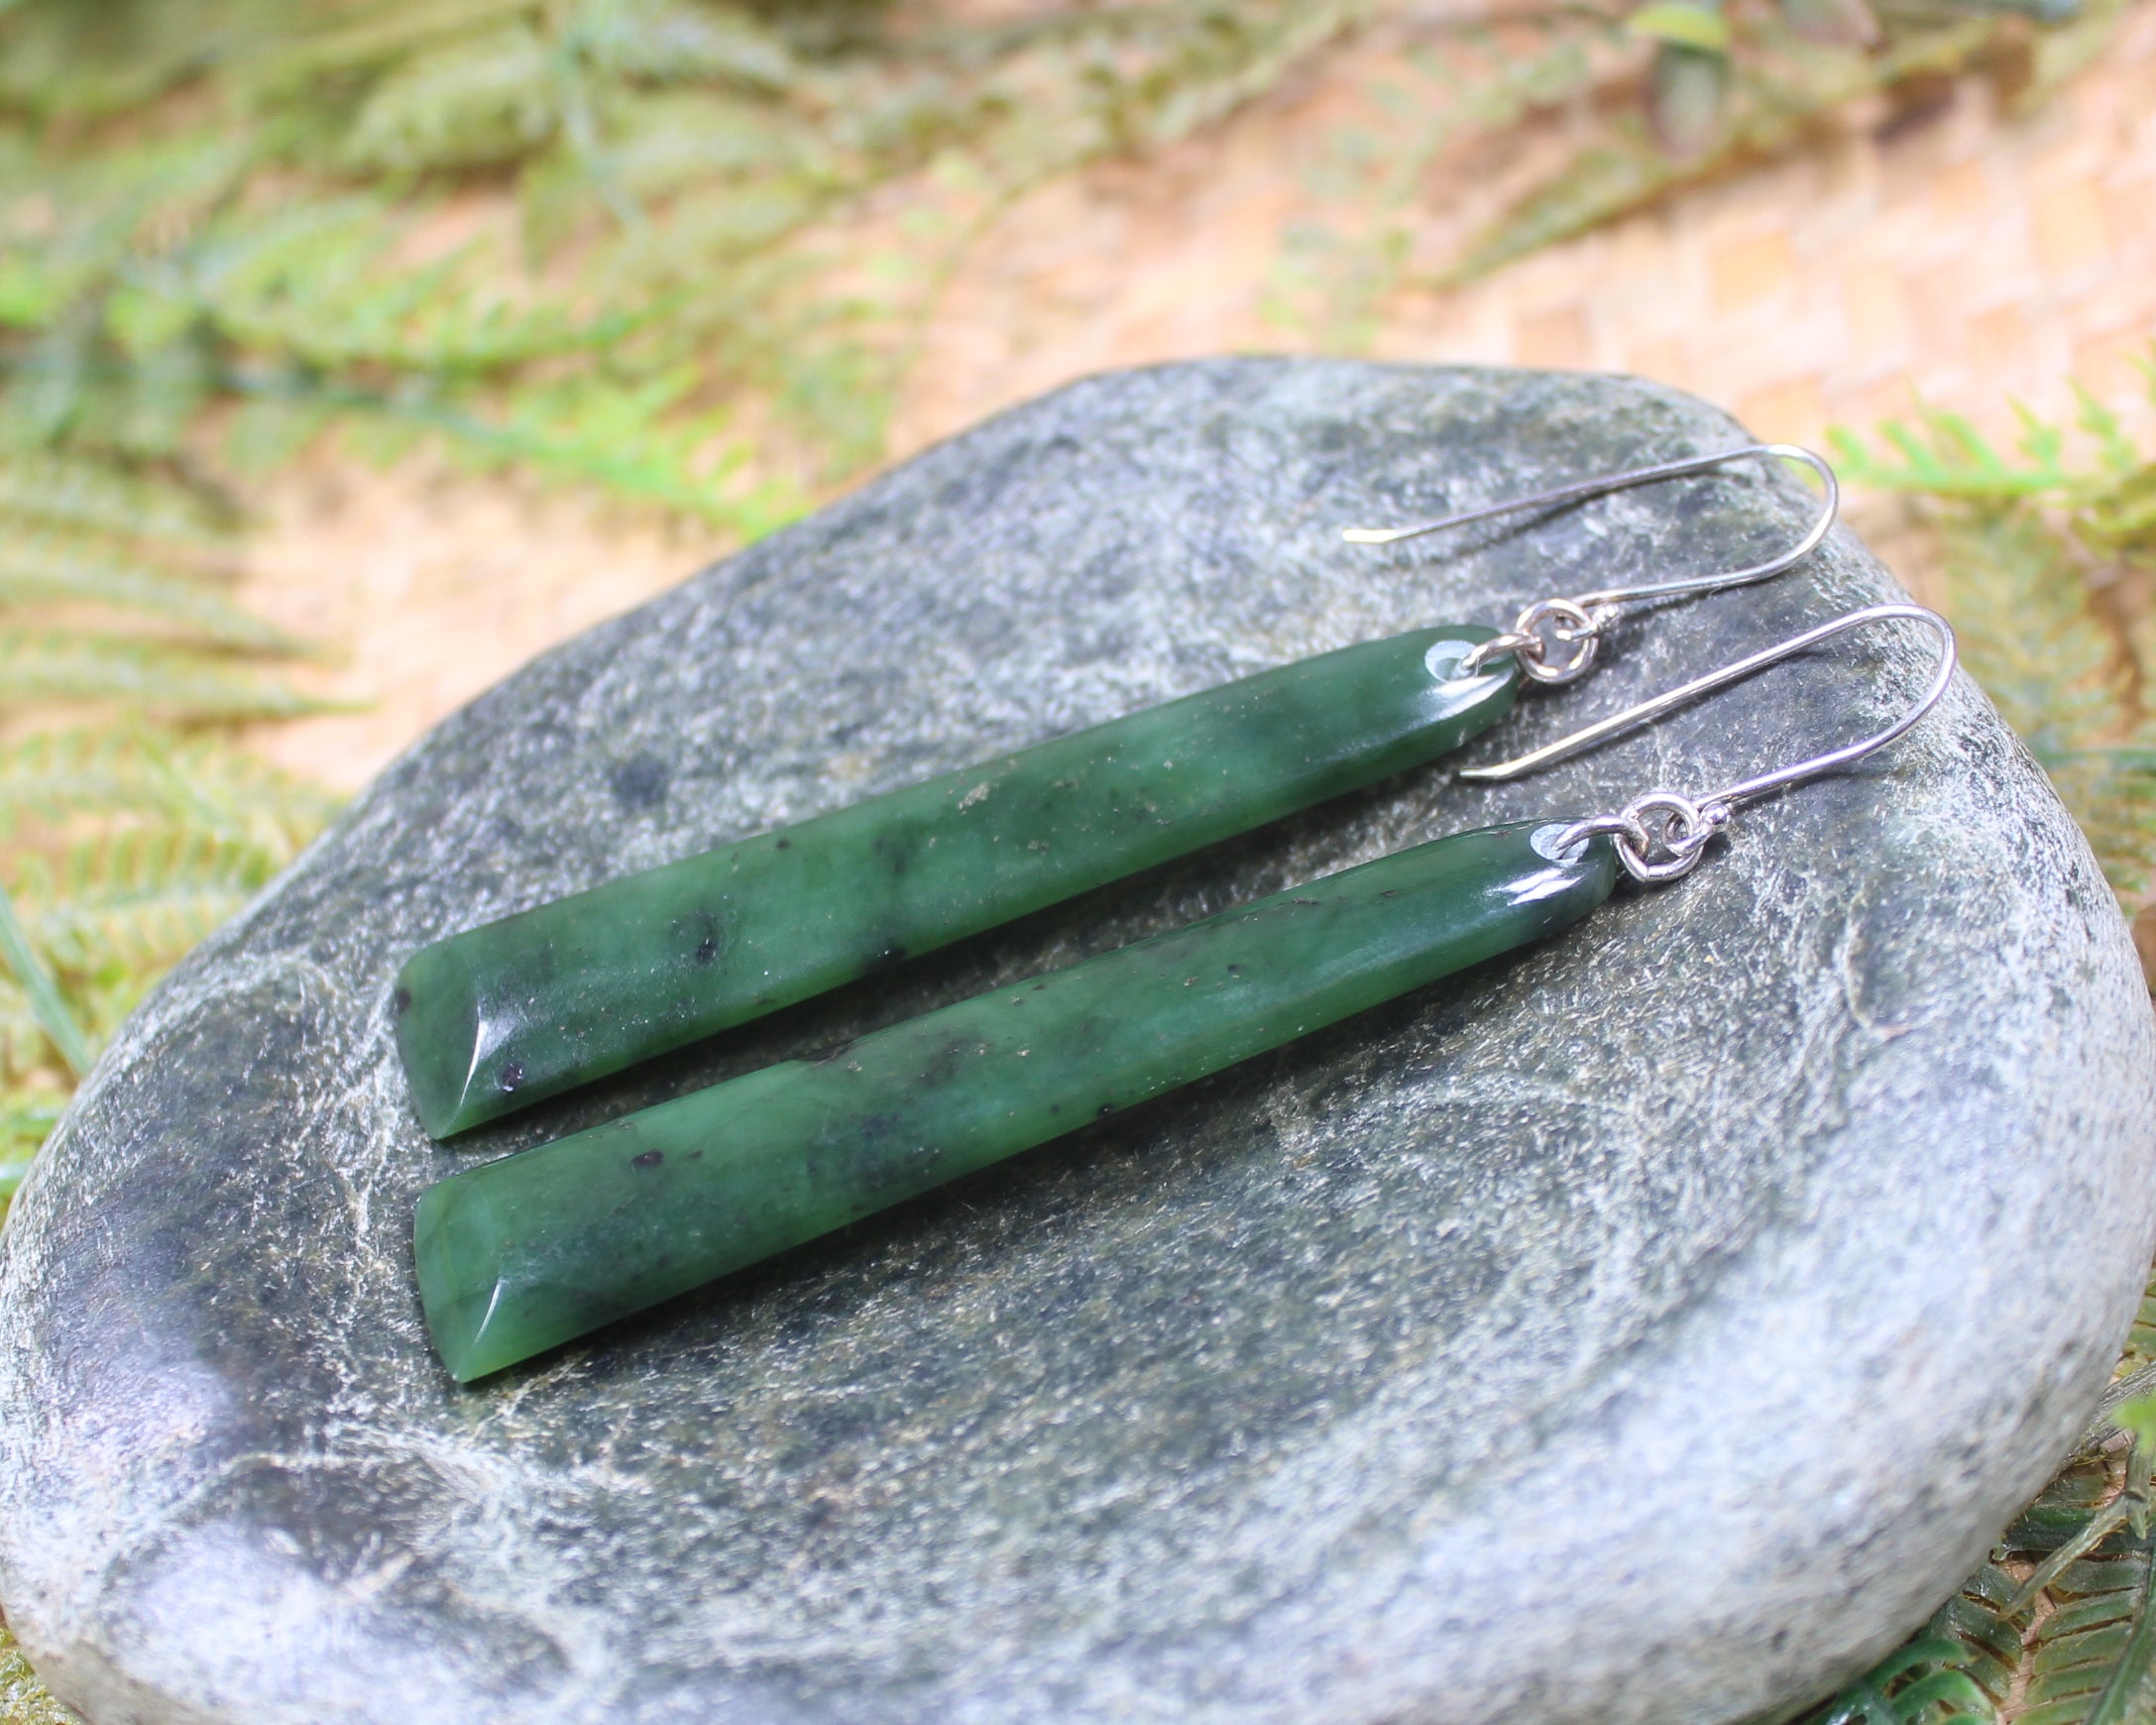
[395, 627, 1519, 1137]
[414, 818, 1615, 1381]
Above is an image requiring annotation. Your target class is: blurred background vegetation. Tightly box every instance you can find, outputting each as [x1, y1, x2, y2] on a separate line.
[1, 0, 2154, 1718]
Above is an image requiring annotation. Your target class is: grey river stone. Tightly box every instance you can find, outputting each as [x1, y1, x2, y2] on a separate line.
[2, 359, 2153, 1724]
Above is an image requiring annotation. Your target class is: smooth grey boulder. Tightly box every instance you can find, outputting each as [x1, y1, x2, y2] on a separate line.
[2, 359, 2152, 1725]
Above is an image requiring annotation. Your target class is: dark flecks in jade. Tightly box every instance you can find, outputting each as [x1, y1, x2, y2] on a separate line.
[411, 820, 1616, 1382]
[392, 627, 1520, 1138]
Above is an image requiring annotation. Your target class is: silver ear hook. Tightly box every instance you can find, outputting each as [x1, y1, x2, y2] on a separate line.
[1458, 603, 1957, 883]
[1341, 444, 1840, 688]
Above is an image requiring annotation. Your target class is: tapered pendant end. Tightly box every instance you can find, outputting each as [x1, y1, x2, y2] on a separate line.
[393, 946, 491, 1140]
[414, 1178, 519, 1382]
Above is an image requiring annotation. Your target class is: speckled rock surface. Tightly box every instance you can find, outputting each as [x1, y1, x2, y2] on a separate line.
[3, 359, 2153, 1725]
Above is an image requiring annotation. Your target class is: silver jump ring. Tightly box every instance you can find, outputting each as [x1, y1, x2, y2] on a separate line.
[1552, 810, 1654, 861]
[1612, 792, 1728, 882]
[1513, 598, 1602, 686]
[1458, 631, 1540, 676]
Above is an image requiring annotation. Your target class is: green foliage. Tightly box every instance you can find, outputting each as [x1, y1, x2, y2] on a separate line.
[0, 729, 329, 836]
[1795, 368, 2156, 1723]
[0, 5, 2142, 1718]
[1269, 0, 2122, 345]
[4, 0, 2108, 494]
[1811, 1632, 2001, 1722]
[0, 16, 1431, 1712]
[0, 0, 1395, 518]
[0, 440, 334, 1725]
[0, 381, 340, 1215]
[0, 886, 85, 1081]
[1448, 0, 2124, 282]
[1833, 362, 2156, 902]
[1265, 24, 1607, 348]
[0, 445, 338, 1224]
[0, 1618, 74, 1724]
[1834, 388, 2156, 564]
[1796, 1272, 2156, 1725]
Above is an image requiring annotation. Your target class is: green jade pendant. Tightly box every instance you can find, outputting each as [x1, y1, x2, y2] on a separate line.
[396, 628, 1521, 1136]
[414, 819, 1616, 1381]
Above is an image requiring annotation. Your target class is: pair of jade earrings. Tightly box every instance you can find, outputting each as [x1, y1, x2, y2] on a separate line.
[397, 445, 1959, 1381]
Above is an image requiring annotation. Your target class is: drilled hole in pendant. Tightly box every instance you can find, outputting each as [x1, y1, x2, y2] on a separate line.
[1531, 823, 1585, 863]
[1425, 636, 1508, 702]
[1423, 638, 1479, 682]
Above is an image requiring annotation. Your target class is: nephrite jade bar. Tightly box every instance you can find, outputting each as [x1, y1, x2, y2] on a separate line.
[413, 819, 1616, 1381]
[395, 627, 1521, 1137]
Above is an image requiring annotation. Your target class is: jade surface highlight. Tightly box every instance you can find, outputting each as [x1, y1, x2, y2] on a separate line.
[396, 628, 1521, 1136]
[414, 819, 1616, 1380]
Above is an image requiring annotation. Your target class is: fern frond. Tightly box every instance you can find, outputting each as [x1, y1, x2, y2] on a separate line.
[0, 883, 86, 1077]
[1808, 1456, 2156, 1725]
[337, 21, 559, 173]
[1264, 24, 1604, 350]
[0, 0, 262, 121]
[1112, 1, 1365, 155]
[13, 826, 283, 977]
[1446, 126, 1677, 287]
[244, 0, 536, 96]
[0, 727, 340, 847]
[1443, 12, 2009, 288]
[1924, 1562, 2029, 1712]
[2126, 1278, 2156, 1364]
[0, 632, 340, 719]
[2021, 1551, 2156, 1723]
[1831, 378, 2156, 902]
[169, 193, 659, 381]
[2081, 481, 2156, 570]
[0, 451, 230, 550]
[347, 377, 808, 533]
[1809, 1631, 2003, 1722]
[0, 1617, 74, 1725]
[1933, 507, 2118, 746]
[0, 535, 301, 650]
[576, 0, 798, 89]
[0, 1087, 62, 1201]
[1831, 410, 2069, 499]
[1943, 508, 2156, 899]
[1832, 366, 2156, 573]
[30, 881, 260, 978]
[587, 88, 835, 204]
[0, 978, 52, 1089]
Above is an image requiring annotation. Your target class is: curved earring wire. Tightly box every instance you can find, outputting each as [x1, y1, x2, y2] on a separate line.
[1341, 443, 1838, 590]
[1456, 603, 1958, 883]
[1341, 445, 1841, 688]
